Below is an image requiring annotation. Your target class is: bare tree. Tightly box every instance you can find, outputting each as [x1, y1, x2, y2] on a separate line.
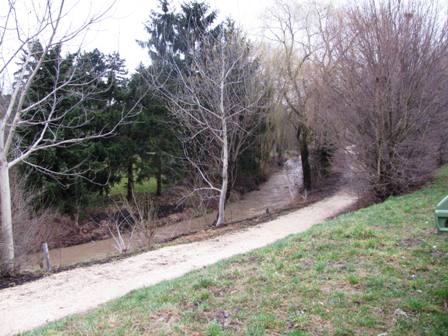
[327, 0, 448, 199]
[263, 0, 338, 192]
[0, 0, 137, 273]
[149, 27, 270, 226]
[108, 193, 155, 254]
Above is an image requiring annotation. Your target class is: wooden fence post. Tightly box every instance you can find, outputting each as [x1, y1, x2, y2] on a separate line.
[42, 242, 51, 272]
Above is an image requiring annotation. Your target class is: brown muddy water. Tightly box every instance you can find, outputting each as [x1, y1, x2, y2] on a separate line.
[18, 159, 302, 271]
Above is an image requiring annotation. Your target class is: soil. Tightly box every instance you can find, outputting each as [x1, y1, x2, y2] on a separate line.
[0, 186, 357, 336]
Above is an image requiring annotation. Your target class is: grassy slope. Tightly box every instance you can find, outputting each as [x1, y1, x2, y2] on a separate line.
[28, 168, 448, 336]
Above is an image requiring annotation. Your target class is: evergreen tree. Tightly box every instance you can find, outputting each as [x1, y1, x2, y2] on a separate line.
[17, 46, 128, 213]
[117, 66, 182, 199]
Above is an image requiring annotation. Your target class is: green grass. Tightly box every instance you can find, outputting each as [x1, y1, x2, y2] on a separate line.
[26, 167, 448, 335]
[110, 177, 159, 196]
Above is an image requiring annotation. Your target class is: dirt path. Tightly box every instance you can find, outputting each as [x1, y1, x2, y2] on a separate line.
[0, 188, 356, 336]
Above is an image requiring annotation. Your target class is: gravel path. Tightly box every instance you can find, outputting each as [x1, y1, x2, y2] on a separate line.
[0, 188, 356, 336]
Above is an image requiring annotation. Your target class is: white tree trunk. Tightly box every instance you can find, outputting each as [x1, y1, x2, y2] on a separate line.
[216, 118, 229, 226]
[0, 152, 14, 274]
[216, 62, 228, 226]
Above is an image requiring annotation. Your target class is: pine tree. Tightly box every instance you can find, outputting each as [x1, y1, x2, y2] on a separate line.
[18, 47, 128, 213]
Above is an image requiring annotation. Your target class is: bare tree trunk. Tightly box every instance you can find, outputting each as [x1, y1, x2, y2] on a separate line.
[0, 154, 14, 274]
[216, 37, 229, 227]
[297, 127, 312, 192]
[225, 160, 235, 202]
[217, 117, 229, 226]
[127, 162, 134, 202]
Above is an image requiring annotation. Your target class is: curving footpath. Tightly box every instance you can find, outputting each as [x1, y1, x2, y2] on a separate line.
[0, 188, 356, 336]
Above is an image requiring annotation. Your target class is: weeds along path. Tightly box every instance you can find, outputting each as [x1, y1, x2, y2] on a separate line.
[0, 188, 356, 336]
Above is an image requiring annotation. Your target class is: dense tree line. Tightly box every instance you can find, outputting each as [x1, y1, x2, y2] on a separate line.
[13, 0, 270, 219]
[18, 0, 270, 213]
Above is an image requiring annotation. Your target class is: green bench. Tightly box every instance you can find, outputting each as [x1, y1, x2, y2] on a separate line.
[435, 195, 448, 232]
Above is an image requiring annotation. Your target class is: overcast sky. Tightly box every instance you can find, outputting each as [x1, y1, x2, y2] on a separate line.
[4, 0, 447, 81]
[77, 0, 277, 73]
[1, 0, 350, 84]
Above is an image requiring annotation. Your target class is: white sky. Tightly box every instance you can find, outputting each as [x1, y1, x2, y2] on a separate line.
[4, 0, 346, 90]
[74, 0, 278, 72]
[4, 0, 447, 79]
[1, 0, 349, 84]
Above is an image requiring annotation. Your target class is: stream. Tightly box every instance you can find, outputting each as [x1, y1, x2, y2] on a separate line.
[18, 159, 302, 271]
